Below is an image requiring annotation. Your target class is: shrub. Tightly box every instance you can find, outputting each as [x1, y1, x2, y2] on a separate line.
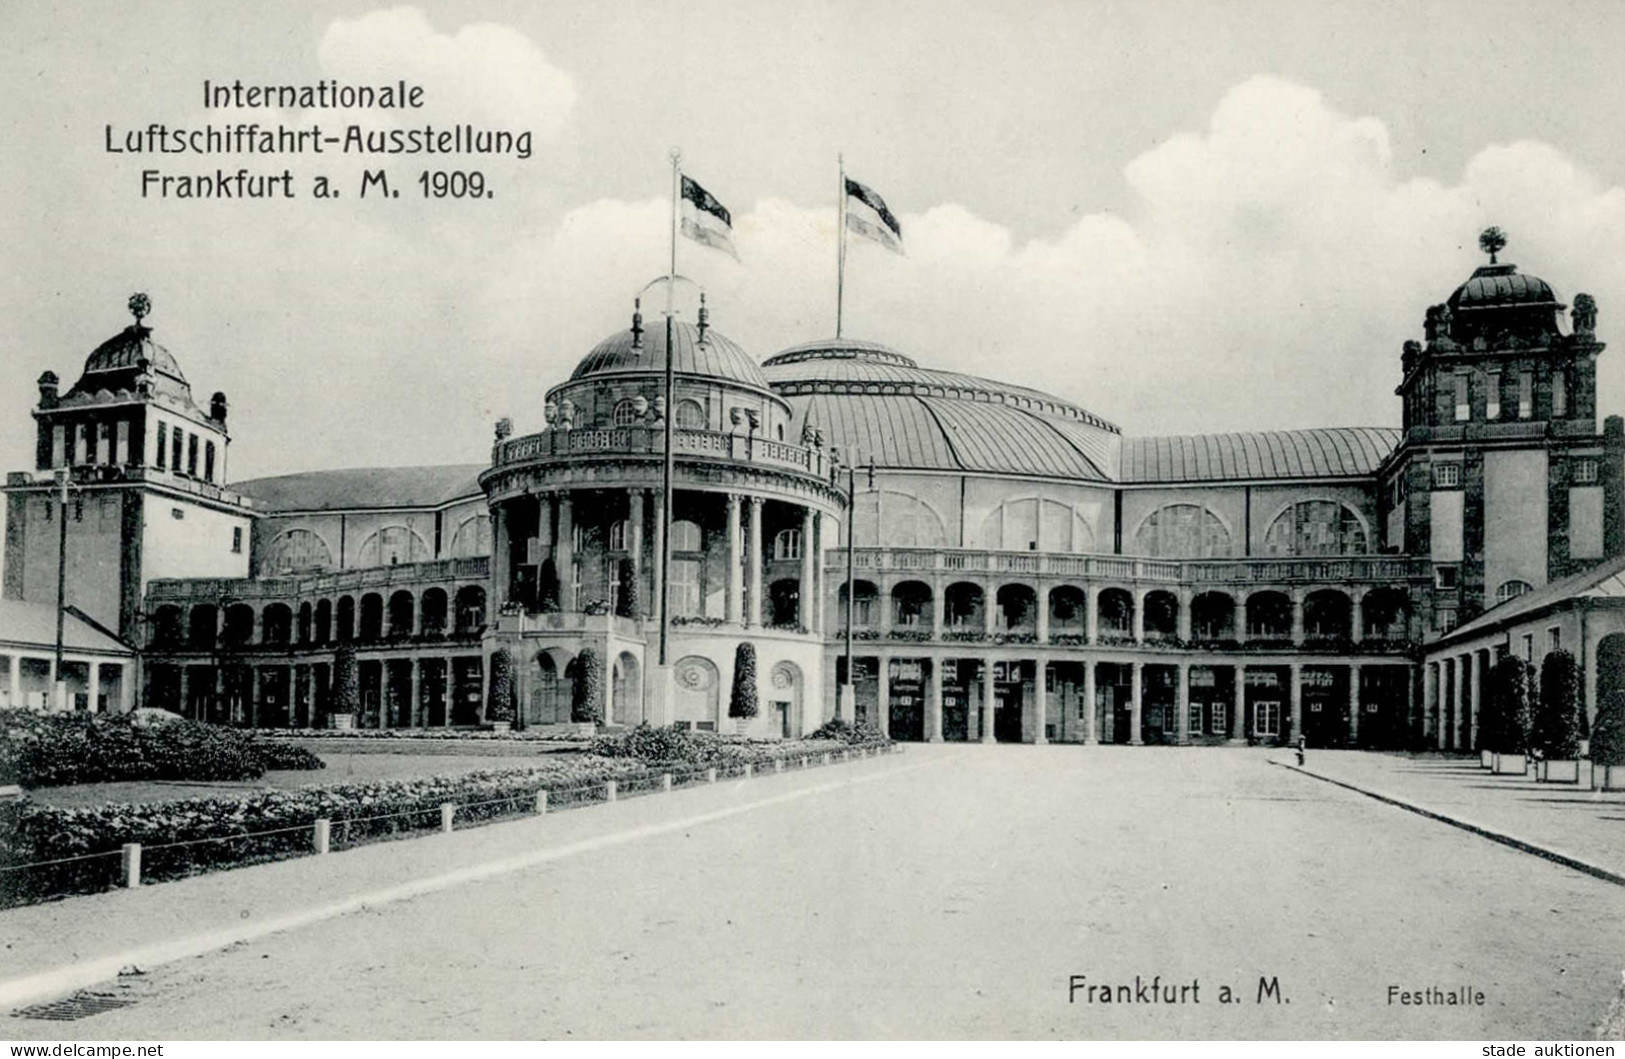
[1591, 690, 1625, 767]
[1483, 656, 1532, 754]
[1533, 650, 1583, 759]
[617, 559, 640, 618]
[572, 647, 602, 724]
[487, 648, 517, 724]
[806, 717, 891, 746]
[333, 643, 360, 727]
[729, 642, 758, 719]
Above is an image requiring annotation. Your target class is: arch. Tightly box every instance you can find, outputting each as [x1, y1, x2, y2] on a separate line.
[767, 660, 804, 738]
[260, 603, 292, 646]
[851, 489, 949, 549]
[768, 578, 801, 627]
[944, 581, 985, 630]
[335, 595, 356, 643]
[837, 579, 880, 627]
[447, 515, 493, 559]
[354, 524, 432, 568]
[455, 585, 487, 633]
[1361, 587, 1410, 640]
[1245, 591, 1292, 640]
[995, 583, 1038, 632]
[419, 588, 448, 635]
[1303, 589, 1352, 640]
[358, 593, 384, 642]
[671, 519, 703, 552]
[612, 652, 643, 726]
[773, 527, 802, 560]
[221, 603, 255, 648]
[313, 599, 332, 644]
[1261, 499, 1369, 556]
[1495, 580, 1533, 606]
[387, 590, 415, 638]
[188, 603, 218, 649]
[892, 580, 934, 630]
[261, 528, 335, 575]
[1191, 591, 1236, 641]
[608, 519, 631, 552]
[1132, 504, 1233, 558]
[672, 655, 720, 726]
[674, 399, 706, 429]
[1143, 589, 1179, 640]
[1096, 587, 1134, 636]
[296, 601, 313, 645]
[528, 648, 575, 726]
[1048, 585, 1087, 635]
[976, 497, 1096, 552]
[151, 604, 185, 648]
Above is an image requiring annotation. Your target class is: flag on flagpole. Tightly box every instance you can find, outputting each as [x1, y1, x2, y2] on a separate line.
[680, 174, 739, 259]
[844, 176, 903, 254]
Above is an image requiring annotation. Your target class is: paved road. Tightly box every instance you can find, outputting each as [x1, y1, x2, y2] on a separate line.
[20, 746, 1624, 1039]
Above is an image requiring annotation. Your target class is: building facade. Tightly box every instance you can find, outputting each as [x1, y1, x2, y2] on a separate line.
[4, 238, 1621, 747]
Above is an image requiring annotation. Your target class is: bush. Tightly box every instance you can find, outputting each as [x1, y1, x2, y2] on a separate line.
[487, 648, 517, 724]
[0, 709, 324, 788]
[1483, 656, 1533, 754]
[806, 718, 891, 746]
[1533, 650, 1583, 759]
[587, 723, 866, 767]
[572, 647, 602, 724]
[729, 642, 758, 719]
[1592, 690, 1625, 767]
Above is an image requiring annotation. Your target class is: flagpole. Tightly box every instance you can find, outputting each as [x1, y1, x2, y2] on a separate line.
[659, 149, 679, 669]
[836, 154, 846, 339]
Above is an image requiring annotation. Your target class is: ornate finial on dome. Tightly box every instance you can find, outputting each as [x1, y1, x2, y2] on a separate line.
[631, 297, 643, 348]
[128, 292, 151, 325]
[1479, 227, 1508, 264]
[697, 292, 710, 344]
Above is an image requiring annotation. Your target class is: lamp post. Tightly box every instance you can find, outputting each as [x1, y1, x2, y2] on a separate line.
[835, 447, 873, 724]
[51, 469, 70, 711]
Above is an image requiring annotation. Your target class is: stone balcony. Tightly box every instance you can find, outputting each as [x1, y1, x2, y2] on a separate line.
[491, 425, 839, 482]
[148, 556, 490, 602]
[828, 547, 1430, 587]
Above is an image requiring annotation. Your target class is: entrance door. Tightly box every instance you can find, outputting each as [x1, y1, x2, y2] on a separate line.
[774, 700, 791, 738]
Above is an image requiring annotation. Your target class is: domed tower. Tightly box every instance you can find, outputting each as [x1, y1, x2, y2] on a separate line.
[479, 297, 846, 734]
[3, 295, 254, 651]
[1389, 230, 1619, 632]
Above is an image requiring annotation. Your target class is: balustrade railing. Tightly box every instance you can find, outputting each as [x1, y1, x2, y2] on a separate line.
[826, 548, 1428, 585]
[493, 426, 836, 481]
[149, 556, 491, 602]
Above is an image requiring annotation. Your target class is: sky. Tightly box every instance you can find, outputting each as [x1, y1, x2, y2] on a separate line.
[2, 0, 1624, 485]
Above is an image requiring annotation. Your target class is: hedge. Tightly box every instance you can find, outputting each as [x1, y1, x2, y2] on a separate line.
[589, 723, 889, 767]
[0, 709, 324, 789]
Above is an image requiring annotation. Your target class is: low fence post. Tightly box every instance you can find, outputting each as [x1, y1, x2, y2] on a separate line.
[822, 752, 832, 766]
[706, 767, 717, 784]
[661, 773, 673, 792]
[440, 803, 456, 833]
[744, 763, 754, 778]
[605, 779, 618, 802]
[313, 819, 331, 855]
[774, 758, 784, 773]
[120, 843, 141, 888]
[535, 789, 549, 814]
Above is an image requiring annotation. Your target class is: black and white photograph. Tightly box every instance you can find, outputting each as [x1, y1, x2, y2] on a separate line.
[1, 0, 1623, 1045]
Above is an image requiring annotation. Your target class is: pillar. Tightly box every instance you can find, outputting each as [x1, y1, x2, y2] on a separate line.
[1438, 657, 1452, 750]
[248, 665, 261, 728]
[492, 505, 511, 610]
[800, 506, 816, 630]
[8, 654, 20, 709]
[409, 659, 421, 728]
[1230, 665, 1247, 743]
[1033, 660, 1048, 744]
[931, 582, 944, 642]
[1177, 589, 1193, 642]
[876, 653, 891, 737]
[1348, 663, 1361, 747]
[983, 584, 997, 637]
[87, 661, 101, 714]
[1289, 662, 1302, 743]
[1174, 661, 1188, 745]
[1469, 651, 1483, 750]
[556, 492, 575, 613]
[1291, 589, 1305, 645]
[1128, 662, 1143, 745]
[628, 489, 645, 618]
[1351, 590, 1366, 643]
[726, 493, 744, 625]
[746, 497, 763, 627]
[177, 665, 190, 719]
[927, 658, 943, 742]
[1085, 587, 1098, 644]
[1036, 590, 1050, 643]
[1082, 662, 1098, 744]
[1132, 589, 1146, 644]
[979, 658, 995, 743]
[119, 661, 134, 711]
[649, 493, 665, 629]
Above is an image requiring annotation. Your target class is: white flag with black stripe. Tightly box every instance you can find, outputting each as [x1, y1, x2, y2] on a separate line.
[680, 174, 739, 259]
[844, 175, 903, 254]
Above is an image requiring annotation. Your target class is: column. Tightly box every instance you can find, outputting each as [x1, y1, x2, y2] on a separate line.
[444, 655, 457, 726]
[1085, 587, 1098, 644]
[408, 659, 420, 728]
[1469, 652, 1483, 750]
[178, 665, 190, 719]
[1230, 665, 1247, 743]
[8, 654, 20, 709]
[1132, 589, 1146, 644]
[1438, 658, 1452, 750]
[492, 505, 511, 609]
[1288, 662, 1302, 744]
[1174, 661, 1189, 745]
[1033, 660, 1048, 744]
[979, 658, 995, 743]
[87, 662, 101, 714]
[1177, 589, 1193, 642]
[1423, 662, 1437, 745]
[746, 497, 763, 627]
[1036, 590, 1050, 643]
[556, 492, 575, 613]
[1351, 590, 1366, 644]
[248, 665, 261, 728]
[926, 658, 943, 742]
[119, 662, 135, 711]
[649, 493, 665, 628]
[983, 584, 997, 637]
[931, 581, 944, 641]
[1128, 662, 1143, 745]
[1348, 663, 1362, 747]
[1082, 661, 1098, 744]
[628, 490, 645, 618]
[1291, 589, 1306, 645]
[725, 493, 744, 625]
[876, 653, 891, 737]
[799, 506, 816, 630]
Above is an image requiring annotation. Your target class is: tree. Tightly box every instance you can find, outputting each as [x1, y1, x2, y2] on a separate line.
[729, 642, 759, 719]
[539, 558, 560, 614]
[1591, 690, 1625, 767]
[617, 559, 641, 619]
[333, 643, 360, 728]
[1533, 650, 1583, 759]
[1484, 656, 1532, 754]
[487, 648, 517, 725]
[572, 647, 602, 724]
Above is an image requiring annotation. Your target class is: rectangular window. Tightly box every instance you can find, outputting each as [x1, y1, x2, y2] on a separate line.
[1453, 375, 1470, 421]
[97, 422, 112, 465]
[232, 526, 243, 554]
[1255, 701, 1280, 737]
[154, 421, 167, 469]
[75, 423, 90, 464]
[1522, 634, 1533, 662]
[1188, 703, 1203, 734]
[1518, 372, 1533, 419]
[1548, 627, 1560, 652]
[1435, 565, 1458, 590]
[50, 425, 64, 468]
[1434, 463, 1460, 488]
[1212, 702, 1227, 734]
[115, 420, 129, 465]
[1575, 460, 1598, 484]
[670, 558, 701, 616]
[171, 426, 183, 473]
[1553, 371, 1567, 417]
[571, 559, 584, 609]
[1438, 608, 1459, 633]
[204, 441, 216, 483]
[187, 434, 199, 477]
[1486, 373, 1501, 419]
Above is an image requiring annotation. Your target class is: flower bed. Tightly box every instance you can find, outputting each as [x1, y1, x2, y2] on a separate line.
[587, 724, 882, 767]
[263, 727, 591, 742]
[0, 709, 324, 789]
